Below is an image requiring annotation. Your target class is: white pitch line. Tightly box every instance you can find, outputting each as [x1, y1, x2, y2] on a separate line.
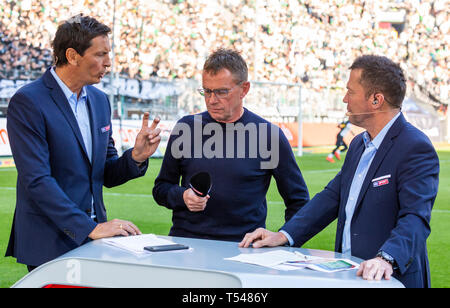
[0, 187, 153, 198]
[303, 169, 341, 174]
[266, 200, 450, 214]
[0, 187, 449, 214]
[104, 192, 153, 198]
[432, 209, 450, 214]
[0, 187, 15, 191]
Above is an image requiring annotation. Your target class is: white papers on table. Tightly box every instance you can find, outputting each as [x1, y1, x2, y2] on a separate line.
[225, 250, 306, 267]
[101, 234, 177, 254]
[225, 250, 359, 273]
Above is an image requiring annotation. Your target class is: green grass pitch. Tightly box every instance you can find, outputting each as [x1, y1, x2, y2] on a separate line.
[1, 151, 449, 288]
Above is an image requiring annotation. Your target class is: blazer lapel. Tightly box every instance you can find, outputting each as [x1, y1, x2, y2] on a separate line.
[335, 135, 365, 252]
[341, 136, 365, 206]
[353, 114, 406, 215]
[44, 69, 91, 164]
[337, 135, 365, 231]
[86, 90, 98, 168]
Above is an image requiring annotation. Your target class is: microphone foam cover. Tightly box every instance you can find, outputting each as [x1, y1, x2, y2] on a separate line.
[189, 172, 212, 197]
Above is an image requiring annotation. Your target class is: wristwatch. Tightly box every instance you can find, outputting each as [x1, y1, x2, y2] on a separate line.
[376, 251, 397, 269]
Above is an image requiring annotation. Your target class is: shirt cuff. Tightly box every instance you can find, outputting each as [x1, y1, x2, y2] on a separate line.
[279, 230, 294, 246]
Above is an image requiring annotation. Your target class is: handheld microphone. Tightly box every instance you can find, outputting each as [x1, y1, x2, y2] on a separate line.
[189, 172, 212, 197]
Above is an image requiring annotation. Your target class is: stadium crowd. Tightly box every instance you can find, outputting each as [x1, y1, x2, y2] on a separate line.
[0, 0, 448, 106]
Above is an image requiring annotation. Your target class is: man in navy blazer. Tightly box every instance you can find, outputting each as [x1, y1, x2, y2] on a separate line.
[5, 15, 161, 270]
[239, 55, 439, 288]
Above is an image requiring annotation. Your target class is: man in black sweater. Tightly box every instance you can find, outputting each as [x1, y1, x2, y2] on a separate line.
[152, 49, 309, 241]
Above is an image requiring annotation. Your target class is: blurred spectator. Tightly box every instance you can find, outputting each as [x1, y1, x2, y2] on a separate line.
[0, 0, 448, 108]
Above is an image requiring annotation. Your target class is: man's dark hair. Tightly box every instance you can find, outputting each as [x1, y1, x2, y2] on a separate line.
[350, 55, 406, 109]
[52, 14, 111, 67]
[203, 48, 248, 84]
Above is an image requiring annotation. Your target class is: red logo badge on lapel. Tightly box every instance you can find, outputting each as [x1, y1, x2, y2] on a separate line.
[101, 125, 111, 133]
[372, 174, 391, 188]
[373, 179, 389, 187]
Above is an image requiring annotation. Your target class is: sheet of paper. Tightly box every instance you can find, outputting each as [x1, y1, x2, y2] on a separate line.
[226, 250, 359, 273]
[225, 250, 306, 267]
[101, 234, 176, 254]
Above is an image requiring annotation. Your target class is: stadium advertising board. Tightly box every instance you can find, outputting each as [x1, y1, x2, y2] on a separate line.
[0, 80, 32, 99]
[0, 117, 176, 158]
[0, 118, 12, 156]
[94, 78, 182, 100]
[0, 77, 181, 101]
[111, 119, 175, 155]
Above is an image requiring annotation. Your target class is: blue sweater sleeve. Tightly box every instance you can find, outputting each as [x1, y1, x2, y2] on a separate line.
[152, 127, 188, 211]
[271, 126, 310, 222]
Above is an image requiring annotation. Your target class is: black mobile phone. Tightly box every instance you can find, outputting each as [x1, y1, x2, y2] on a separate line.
[144, 244, 189, 252]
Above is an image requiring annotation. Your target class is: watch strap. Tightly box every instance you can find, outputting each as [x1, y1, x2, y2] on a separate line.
[376, 251, 398, 270]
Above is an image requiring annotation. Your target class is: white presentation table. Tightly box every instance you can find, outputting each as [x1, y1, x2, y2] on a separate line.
[12, 235, 404, 288]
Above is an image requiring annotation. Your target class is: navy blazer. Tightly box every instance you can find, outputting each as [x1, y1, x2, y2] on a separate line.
[282, 114, 439, 288]
[5, 68, 148, 266]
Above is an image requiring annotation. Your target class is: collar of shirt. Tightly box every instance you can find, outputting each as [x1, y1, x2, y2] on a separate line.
[50, 66, 87, 105]
[362, 112, 402, 150]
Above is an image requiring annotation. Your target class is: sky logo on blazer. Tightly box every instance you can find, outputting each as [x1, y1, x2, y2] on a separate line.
[372, 174, 391, 188]
[101, 125, 111, 133]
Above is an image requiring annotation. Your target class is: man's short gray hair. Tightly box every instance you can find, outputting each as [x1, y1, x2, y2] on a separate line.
[203, 48, 248, 84]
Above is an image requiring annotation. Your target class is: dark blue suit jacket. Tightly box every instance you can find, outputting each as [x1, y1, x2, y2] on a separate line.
[5, 68, 148, 266]
[282, 114, 439, 288]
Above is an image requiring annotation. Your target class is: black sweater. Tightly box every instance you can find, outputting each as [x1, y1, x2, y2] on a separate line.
[153, 108, 309, 242]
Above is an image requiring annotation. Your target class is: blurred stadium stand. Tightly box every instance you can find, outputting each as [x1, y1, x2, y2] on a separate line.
[0, 0, 448, 140]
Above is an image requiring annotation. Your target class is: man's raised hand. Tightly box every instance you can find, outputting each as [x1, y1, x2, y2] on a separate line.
[132, 112, 161, 163]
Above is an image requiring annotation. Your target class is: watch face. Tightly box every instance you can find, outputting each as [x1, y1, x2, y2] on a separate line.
[378, 251, 394, 263]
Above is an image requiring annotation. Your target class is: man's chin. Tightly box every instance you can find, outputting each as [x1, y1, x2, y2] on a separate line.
[208, 110, 225, 121]
[348, 114, 371, 128]
[86, 76, 104, 85]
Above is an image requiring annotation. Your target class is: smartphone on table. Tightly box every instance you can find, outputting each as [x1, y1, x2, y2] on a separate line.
[144, 244, 189, 252]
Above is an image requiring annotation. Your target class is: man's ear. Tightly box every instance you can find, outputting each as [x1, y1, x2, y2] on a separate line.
[372, 93, 385, 109]
[65, 48, 80, 66]
[240, 81, 251, 99]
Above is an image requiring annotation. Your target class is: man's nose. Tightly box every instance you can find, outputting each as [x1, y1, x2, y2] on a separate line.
[104, 53, 112, 67]
[343, 93, 349, 104]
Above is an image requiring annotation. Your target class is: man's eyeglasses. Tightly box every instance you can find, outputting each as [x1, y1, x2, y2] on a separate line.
[197, 81, 244, 99]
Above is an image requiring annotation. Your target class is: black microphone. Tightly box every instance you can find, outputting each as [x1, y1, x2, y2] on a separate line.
[189, 172, 212, 197]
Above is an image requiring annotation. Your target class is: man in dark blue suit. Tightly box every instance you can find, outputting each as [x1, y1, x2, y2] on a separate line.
[239, 55, 439, 288]
[5, 15, 161, 271]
